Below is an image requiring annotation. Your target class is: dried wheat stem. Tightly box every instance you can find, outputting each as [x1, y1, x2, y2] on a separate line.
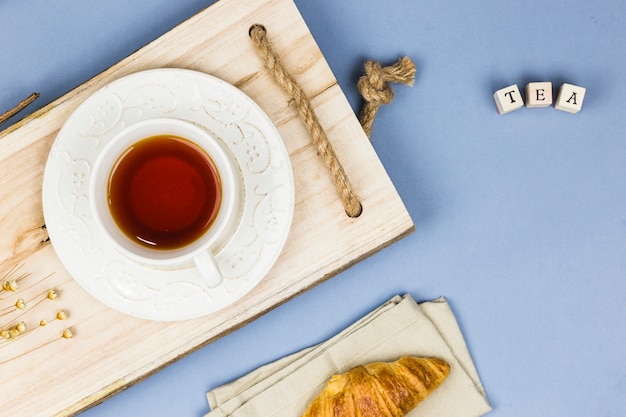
[0, 92, 40, 126]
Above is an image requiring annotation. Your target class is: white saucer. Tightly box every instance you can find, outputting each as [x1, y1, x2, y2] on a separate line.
[42, 69, 294, 321]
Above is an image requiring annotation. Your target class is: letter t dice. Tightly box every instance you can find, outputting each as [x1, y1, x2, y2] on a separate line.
[493, 84, 524, 114]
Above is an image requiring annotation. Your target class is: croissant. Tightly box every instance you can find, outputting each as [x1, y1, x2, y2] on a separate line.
[300, 356, 450, 417]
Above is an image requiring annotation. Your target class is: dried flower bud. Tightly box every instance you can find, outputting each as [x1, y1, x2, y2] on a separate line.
[2, 280, 18, 292]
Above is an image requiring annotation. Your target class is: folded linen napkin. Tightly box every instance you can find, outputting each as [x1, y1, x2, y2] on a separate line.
[205, 294, 491, 417]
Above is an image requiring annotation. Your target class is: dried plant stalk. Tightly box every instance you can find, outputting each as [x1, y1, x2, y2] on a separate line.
[0, 92, 40, 126]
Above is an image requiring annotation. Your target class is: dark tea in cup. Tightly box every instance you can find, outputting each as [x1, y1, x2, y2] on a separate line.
[107, 135, 222, 250]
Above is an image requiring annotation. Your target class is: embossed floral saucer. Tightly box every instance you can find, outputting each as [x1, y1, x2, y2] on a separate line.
[42, 69, 294, 321]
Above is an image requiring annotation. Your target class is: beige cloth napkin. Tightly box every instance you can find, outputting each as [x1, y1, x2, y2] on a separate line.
[205, 294, 491, 417]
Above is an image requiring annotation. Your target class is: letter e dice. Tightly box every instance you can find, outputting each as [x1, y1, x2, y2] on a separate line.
[525, 82, 553, 108]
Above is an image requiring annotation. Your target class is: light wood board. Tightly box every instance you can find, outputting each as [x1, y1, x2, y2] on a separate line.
[0, 0, 414, 415]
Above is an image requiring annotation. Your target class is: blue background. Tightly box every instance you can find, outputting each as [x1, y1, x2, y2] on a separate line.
[2, 1, 625, 416]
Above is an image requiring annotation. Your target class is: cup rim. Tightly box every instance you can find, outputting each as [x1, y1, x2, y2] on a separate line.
[89, 117, 239, 268]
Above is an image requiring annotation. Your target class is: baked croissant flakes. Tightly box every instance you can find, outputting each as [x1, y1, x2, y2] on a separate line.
[300, 356, 450, 417]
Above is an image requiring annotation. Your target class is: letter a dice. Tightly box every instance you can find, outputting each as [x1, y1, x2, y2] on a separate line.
[555, 83, 586, 113]
[493, 84, 524, 114]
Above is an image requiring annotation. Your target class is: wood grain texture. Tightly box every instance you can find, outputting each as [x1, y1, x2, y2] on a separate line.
[0, 0, 414, 415]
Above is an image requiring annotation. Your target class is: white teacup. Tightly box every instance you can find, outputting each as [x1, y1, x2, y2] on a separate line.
[90, 118, 240, 288]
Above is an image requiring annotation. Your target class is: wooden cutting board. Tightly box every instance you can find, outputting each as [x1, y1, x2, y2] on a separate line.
[0, 0, 414, 415]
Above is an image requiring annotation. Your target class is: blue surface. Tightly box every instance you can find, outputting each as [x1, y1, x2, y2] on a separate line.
[2, 1, 625, 416]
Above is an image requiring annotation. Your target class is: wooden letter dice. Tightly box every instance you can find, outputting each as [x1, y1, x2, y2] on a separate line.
[525, 82, 553, 108]
[555, 83, 586, 113]
[493, 84, 524, 114]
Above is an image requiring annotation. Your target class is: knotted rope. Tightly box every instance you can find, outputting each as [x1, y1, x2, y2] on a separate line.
[357, 57, 416, 138]
[249, 24, 362, 218]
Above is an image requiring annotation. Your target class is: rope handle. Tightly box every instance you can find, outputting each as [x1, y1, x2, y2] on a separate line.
[249, 24, 362, 218]
[250, 24, 415, 218]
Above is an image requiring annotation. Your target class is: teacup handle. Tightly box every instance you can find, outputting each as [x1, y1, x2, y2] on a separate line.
[194, 251, 223, 288]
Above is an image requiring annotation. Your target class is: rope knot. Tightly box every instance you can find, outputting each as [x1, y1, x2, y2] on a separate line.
[357, 56, 416, 138]
[358, 61, 395, 105]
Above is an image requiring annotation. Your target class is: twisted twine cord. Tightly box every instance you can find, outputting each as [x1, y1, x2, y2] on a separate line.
[0, 92, 39, 127]
[357, 57, 416, 138]
[249, 24, 362, 218]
